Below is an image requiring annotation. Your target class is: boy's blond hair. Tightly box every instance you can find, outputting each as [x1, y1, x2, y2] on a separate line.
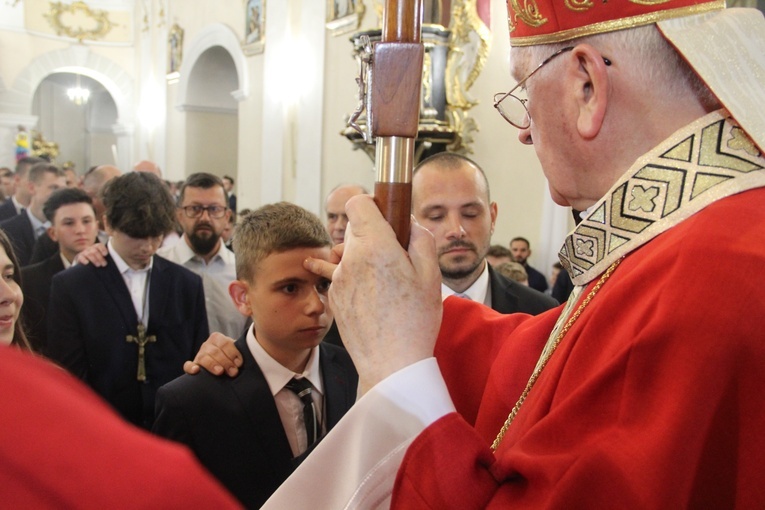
[233, 202, 331, 283]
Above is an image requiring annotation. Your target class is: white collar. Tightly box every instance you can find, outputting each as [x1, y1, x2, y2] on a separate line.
[246, 324, 324, 397]
[441, 261, 491, 306]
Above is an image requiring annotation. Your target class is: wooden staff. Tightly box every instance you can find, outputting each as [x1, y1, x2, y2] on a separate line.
[371, 0, 423, 248]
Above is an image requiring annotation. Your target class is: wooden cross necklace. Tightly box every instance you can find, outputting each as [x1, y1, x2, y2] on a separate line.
[125, 269, 155, 382]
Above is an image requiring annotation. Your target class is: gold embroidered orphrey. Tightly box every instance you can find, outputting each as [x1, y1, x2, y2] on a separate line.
[560, 110, 765, 287]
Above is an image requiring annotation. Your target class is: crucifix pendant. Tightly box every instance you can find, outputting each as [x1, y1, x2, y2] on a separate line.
[126, 323, 157, 382]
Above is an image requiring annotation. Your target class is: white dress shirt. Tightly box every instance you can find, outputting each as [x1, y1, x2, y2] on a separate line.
[246, 325, 325, 457]
[263, 358, 453, 508]
[108, 241, 153, 324]
[158, 236, 247, 338]
[440, 261, 492, 306]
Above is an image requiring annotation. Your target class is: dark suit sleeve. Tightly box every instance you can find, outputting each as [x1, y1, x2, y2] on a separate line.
[190, 275, 209, 352]
[153, 383, 195, 448]
[46, 272, 88, 379]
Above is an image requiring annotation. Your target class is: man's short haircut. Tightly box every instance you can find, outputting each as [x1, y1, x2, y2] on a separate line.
[495, 261, 528, 283]
[28, 162, 64, 185]
[102, 172, 176, 238]
[487, 244, 513, 259]
[414, 152, 491, 202]
[43, 188, 94, 223]
[510, 237, 530, 248]
[222, 175, 234, 185]
[178, 173, 226, 205]
[233, 202, 331, 283]
[14, 157, 44, 178]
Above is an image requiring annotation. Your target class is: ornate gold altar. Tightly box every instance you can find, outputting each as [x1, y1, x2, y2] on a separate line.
[343, 0, 491, 162]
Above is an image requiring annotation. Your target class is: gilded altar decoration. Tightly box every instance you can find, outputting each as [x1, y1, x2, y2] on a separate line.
[44, 1, 114, 42]
[30, 130, 59, 162]
[344, 0, 490, 158]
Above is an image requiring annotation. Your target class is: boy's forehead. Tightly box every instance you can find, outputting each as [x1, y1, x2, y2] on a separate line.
[257, 246, 331, 270]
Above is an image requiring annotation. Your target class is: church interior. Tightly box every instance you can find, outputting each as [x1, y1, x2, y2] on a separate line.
[0, 0, 761, 271]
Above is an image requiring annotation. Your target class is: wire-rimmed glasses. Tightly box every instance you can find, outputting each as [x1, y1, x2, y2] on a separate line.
[493, 47, 575, 129]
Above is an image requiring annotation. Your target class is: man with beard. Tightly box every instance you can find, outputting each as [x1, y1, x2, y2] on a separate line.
[412, 152, 556, 314]
[158, 173, 247, 338]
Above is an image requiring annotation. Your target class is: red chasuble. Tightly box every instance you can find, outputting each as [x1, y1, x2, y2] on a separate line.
[393, 187, 765, 508]
[0, 347, 241, 508]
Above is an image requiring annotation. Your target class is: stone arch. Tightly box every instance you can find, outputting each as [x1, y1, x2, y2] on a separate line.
[1, 45, 133, 126]
[177, 23, 249, 109]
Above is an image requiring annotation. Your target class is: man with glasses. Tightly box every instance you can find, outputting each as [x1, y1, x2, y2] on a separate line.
[258, 2, 765, 508]
[158, 173, 247, 339]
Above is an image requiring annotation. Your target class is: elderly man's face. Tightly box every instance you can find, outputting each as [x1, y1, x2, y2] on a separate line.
[325, 186, 365, 245]
[412, 163, 497, 282]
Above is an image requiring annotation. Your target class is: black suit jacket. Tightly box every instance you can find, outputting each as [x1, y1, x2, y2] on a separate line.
[0, 212, 35, 266]
[488, 264, 558, 315]
[228, 193, 237, 213]
[28, 233, 59, 265]
[524, 263, 549, 294]
[46, 254, 209, 429]
[153, 335, 358, 509]
[20, 252, 65, 353]
[0, 199, 19, 222]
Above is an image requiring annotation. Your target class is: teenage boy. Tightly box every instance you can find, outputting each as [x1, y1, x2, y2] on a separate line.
[21, 188, 98, 354]
[153, 202, 357, 509]
[47, 172, 209, 429]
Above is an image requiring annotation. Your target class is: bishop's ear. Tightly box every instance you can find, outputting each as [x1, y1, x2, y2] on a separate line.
[570, 44, 610, 139]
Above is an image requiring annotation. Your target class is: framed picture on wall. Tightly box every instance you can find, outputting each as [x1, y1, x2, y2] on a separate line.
[326, 0, 365, 36]
[167, 23, 184, 75]
[243, 0, 265, 55]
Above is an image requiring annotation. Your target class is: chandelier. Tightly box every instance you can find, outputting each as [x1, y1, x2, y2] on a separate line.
[66, 74, 91, 105]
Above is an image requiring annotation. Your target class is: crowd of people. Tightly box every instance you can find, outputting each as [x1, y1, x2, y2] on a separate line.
[2, 2, 765, 508]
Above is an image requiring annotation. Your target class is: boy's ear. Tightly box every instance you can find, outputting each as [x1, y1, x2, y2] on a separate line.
[46, 226, 57, 242]
[229, 280, 251, 316]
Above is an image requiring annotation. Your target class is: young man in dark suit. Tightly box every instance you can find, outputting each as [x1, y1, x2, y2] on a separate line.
[154, 202, 357, 509]
[20, 188, 98, 354]
[46, 172, 209, 429]
[0, 157, 44, 222]
[411, 152, 557, 314]
[0, 162, 66, 265]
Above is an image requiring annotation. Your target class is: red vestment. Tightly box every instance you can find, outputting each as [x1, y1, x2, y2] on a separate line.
[0, 346, 242, 508]
[393, 187, 765, 508]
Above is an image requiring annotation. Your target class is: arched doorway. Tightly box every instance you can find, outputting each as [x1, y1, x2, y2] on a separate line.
[180, 46, 239, 178]
[31, 72, 118, 172]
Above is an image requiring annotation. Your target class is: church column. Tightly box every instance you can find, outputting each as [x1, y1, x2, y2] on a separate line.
[112, 121, 134, 173]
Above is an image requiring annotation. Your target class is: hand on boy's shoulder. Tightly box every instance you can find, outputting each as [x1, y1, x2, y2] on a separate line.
[183, 332, 242, 377]
[74, 243, 109, 267]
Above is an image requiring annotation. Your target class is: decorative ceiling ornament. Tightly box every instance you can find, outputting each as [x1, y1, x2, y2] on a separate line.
[44, 1, 114, 42]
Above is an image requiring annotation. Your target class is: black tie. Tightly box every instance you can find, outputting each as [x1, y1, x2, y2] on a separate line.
[285, 377, 318, 448]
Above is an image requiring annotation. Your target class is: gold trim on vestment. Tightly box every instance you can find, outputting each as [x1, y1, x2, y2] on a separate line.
[559, 110, 765, 286]
[509, 0, 725, 46]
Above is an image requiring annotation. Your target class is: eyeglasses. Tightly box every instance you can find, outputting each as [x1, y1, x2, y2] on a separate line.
[494, 46, 611, 130]
[180, 205, 228, 219]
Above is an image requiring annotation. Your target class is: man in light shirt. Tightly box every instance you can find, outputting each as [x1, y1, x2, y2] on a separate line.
[158, 173, 247, 339]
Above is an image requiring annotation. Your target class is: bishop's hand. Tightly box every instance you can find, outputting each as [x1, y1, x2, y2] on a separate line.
[304, 195, 442, 395]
